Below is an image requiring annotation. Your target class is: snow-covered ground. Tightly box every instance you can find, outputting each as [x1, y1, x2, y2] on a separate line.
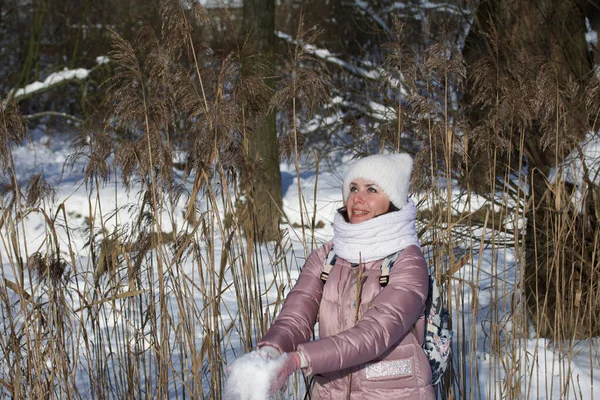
[1, 128, 599, 399]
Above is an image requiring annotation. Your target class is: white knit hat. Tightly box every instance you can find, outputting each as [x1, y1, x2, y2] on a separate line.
[342, 153, 413, 209]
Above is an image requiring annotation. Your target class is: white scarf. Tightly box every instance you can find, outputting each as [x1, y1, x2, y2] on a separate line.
[332, 199, 421, 263]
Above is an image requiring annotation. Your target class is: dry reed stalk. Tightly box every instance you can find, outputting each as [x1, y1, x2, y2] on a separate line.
[2, 2, 600, 400]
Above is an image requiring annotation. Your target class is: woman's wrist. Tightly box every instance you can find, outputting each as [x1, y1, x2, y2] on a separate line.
[296, 350, 309, 368]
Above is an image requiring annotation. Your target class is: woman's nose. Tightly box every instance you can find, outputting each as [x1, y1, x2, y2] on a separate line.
[353, 192, 364, 203]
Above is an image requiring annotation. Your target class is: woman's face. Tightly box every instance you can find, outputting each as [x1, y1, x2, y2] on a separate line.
[346, 178, 391, 224]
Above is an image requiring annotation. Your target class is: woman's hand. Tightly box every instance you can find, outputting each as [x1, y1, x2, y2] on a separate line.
[258, 345, 281, 360]
[226, 347, 278, 373]
[269, 352, 302, 393]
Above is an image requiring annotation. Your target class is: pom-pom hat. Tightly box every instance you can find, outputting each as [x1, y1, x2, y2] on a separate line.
[342, 153, 413, 210]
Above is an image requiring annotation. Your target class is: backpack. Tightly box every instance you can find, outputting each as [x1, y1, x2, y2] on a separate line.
[422, 262, 453, 386]
[321, 248, 453, 386]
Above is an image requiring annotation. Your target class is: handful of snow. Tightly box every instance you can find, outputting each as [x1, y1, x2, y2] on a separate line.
[224, 350, 287, 400]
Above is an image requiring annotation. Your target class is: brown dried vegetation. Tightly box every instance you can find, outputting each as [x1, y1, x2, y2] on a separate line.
[1, 1, 600, 398]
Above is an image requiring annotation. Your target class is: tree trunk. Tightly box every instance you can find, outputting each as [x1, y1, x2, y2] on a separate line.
[243, 0, 283, 242]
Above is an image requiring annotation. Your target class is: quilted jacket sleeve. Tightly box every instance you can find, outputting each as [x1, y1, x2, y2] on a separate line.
[297, 245, 429, 375]
[257, 242, 332, 354]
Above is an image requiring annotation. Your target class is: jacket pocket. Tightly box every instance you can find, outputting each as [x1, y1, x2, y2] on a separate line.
[365, 358, 413, 380]
[359, 354, 420, 390]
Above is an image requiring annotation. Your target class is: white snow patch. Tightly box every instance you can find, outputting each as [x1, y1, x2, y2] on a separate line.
[14, 68, 90, 98]
[549, 129, 600, 212]
[275, 31, 381, 81]
[224, 351, 286, 400]
[96, 55, 110, 65]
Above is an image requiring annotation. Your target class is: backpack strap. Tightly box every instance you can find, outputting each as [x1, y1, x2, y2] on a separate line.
[409, 316, 426, 346]
[379, 252, 400, 287]
[320, 248, 337, 283]
[321, 248, 400, 287]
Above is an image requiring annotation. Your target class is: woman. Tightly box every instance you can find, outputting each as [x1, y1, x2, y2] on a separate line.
[258, 153, 434, 399]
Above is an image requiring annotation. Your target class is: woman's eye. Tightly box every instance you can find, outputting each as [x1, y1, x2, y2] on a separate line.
[350, 186, 358, 192]
[368, 187, 377, 193]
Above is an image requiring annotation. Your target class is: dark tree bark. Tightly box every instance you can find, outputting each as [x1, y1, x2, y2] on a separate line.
[243, 0, 283, 242]
[463, 0, 600, 339]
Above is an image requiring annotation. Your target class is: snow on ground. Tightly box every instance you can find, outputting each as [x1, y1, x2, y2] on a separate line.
[2, 130, 600, 399]
[549, 129, 600, 213]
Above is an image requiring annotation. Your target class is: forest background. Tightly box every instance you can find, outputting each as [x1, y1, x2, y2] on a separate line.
[1, 0, 600, 398]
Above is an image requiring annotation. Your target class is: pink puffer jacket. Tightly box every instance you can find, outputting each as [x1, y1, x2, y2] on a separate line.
[259, 242, 435, 399]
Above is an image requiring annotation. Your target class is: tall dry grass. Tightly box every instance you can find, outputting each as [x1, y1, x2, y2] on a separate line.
[392, 17, 600, 400]
[0, 1, 599, 399]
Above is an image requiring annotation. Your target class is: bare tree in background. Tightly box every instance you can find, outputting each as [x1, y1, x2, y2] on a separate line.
[463, 0, 600, 339]
[242, 0, 283, 242]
